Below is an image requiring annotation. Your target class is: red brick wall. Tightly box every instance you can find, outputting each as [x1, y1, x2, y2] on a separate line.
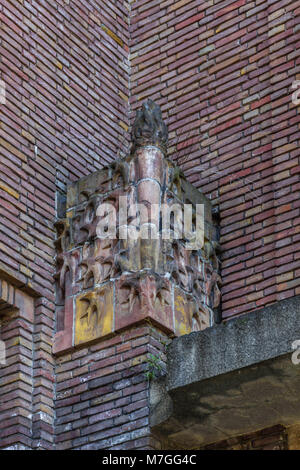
[55, 326, 167, 450]
[1, 0, 299, 345]
[1, 0, 130, 449]
[1, 0, 299, 451]
[0, 281, 35, 449]
[130, 0, 300, 320]
[0, 0, 130, 295]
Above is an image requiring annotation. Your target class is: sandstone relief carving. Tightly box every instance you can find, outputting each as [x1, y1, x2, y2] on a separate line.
[79, 292, 105, 328]
[54, 100, 221, 353]
[74, 285, 114, 346]
[54, 219, 70, 254]
[111, 159, 130, 189]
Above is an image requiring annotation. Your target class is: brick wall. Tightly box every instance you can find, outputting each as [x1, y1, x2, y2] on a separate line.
[1, 0, 299, 451]
[130, 0, 300, 320]
[55, 325, 168, 450]
[0, 280, 35, 449]
[1, 0, 130, 295]
[1, 0, 130, 449]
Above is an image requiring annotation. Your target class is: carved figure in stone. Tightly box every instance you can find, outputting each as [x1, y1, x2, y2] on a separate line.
[167, 165, 185, 198]
[189, 253, 205, 298]
[155, 277, 172, 309]
[139, 275, 158, 311]
[118, 277, 140, 313]
[119, 273, 171, 315]
[203, 239, 221, 270]
[111, 159, 130, 189]
[115, 236, 140, 273]
[140, 274, 171, 312]
[56, 250, 80, 294]
[54, 219, 70, 254]
[160, 238, 173, 273]
[205, 265, 222, 310]
[79, 292, 105, 328]
[72, 209, 87, 245]
[72, 199, 98, 246]
[189, 297, 211, 332]
[78, 189, 92, 203]
[171, 241, 190, 290]
[131, 99, 168, 155]
[80, 238, 117, 288]
[211, 272, 222, 309]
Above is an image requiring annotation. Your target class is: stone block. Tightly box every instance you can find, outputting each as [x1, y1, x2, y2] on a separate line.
[174, 287, 210, 337]
[135, 146, 165, 183]
[74, 283, 114, 346]
[53, 328, 73, 355]
[115, 274, 174, 333]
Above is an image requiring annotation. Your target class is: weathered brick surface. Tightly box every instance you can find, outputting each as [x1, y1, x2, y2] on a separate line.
[1, 0, 130, 296]
[0, 0, 299, 451]
[54, 326, 168, 450]
[0, 282, 35, 449]
[130, 0, 300, 319]
[1, 0, 130, 449]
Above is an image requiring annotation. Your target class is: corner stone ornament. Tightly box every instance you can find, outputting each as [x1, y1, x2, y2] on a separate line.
[53, 100, 221, 354]
[131, 99, 168, 155]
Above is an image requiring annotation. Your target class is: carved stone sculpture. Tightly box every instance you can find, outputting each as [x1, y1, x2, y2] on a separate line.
[53, 100, 221, 355]
[131, 99, 168, 155]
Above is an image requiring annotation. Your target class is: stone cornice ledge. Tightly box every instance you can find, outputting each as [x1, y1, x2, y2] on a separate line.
[150, 297, 300, 448]
[166, 295, 300, 391]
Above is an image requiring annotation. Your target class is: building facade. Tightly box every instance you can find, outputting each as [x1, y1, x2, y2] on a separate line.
[0, 0, 299, 450]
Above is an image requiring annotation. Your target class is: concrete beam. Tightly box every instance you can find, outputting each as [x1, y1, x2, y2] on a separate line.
[150, 296, 300, 448]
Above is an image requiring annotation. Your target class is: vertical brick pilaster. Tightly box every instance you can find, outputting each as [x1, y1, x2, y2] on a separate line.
[31, 297, 55, 450]
[0, 283, 34, 449]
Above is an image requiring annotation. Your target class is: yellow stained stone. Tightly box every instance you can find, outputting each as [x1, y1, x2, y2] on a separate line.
[55, 61, 63, 70]
[174, 289, 191, 337]
[174, 288, 210, 337]
[119, 120, 129, 132]
[118, 90, 128, 102]
[101, 25, 123, 47]
[74, 284, 114, 346]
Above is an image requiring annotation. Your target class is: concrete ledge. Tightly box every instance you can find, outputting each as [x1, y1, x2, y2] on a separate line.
[150, 297, 300, 448]
[167, 296, 300, 391]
